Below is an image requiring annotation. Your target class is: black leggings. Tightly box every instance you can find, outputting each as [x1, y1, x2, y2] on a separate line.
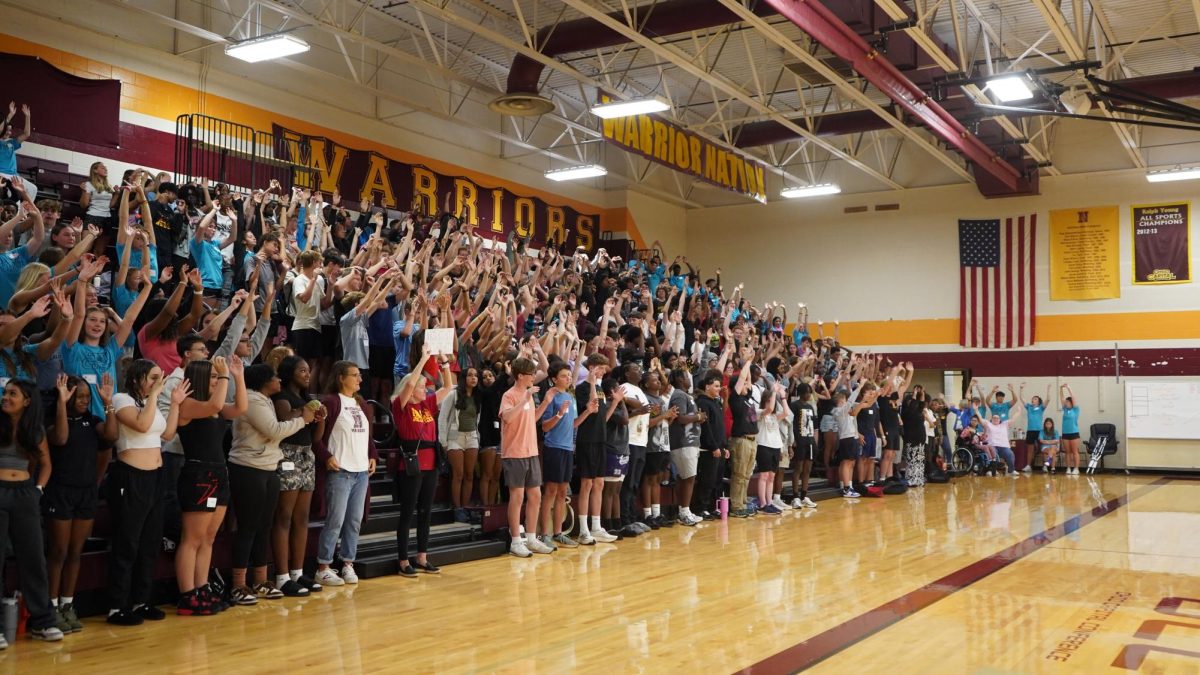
[395, 468, 437, 558]
[229, 464, 280, 569]
[108, 462, 164, 611]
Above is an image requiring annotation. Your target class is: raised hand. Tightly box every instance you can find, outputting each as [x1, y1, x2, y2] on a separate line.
[212, 355, 229, 377]
[98, 372, 114, 405]
[171, 379, 192, 405]
[29, 294, 53, 319]
[159, 266, 174, 284]
[55, 374, 76, 404]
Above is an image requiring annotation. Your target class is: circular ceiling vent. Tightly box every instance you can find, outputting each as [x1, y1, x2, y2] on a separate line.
[489, 93, 555, 117]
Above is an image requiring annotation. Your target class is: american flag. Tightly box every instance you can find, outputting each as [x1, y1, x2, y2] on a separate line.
[959, 215, 1036, 348]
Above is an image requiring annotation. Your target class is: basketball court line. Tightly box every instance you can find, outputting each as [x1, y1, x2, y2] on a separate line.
[737, 477, 1173, 674]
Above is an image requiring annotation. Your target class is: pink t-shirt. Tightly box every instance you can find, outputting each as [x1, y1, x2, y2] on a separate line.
[499, 385, 537, 459]
[138, 325, 182, 374]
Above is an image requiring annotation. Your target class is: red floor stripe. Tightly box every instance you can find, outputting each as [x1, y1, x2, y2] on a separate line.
[737, 478, 1172, 674]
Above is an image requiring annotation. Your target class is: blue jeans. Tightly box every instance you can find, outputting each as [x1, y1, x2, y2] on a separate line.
[317, 470, 369, 565]
[994, 446, 1016, 473]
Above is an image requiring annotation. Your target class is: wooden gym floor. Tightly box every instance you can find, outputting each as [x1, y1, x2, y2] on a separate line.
[4, 473, 1198, 674]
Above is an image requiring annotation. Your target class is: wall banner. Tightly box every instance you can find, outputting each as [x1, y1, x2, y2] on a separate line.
[1049, 206, 1121, 300]
[598, 98, 767, 203]
[272, 124, 601, 252]
[1132, 202, 1191, 285]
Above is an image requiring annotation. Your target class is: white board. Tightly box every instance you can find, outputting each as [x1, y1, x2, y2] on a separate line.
[425, 328, 455, 355]
[1124, 380, 1200, 440]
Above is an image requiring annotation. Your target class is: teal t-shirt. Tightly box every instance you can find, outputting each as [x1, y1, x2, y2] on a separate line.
[1061, 407, 1080, 435]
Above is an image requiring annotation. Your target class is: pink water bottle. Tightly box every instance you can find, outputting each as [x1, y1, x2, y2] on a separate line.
[717, 497, 729, 520]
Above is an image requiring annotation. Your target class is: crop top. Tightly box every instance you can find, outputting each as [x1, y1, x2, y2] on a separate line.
[0, 442, 29, 472]
[112, 393, 167, 453]
[178, 416, 227, 464]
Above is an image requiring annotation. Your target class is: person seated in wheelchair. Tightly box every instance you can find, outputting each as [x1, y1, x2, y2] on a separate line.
[959, 416, 1004, 476]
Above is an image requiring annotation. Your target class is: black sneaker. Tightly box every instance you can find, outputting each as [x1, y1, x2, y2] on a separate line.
[134, 604, 166, 621]
[642, 518, 660, 530]
[297, 574, 323, 593]
[657, 515, 675, 528]
[107, 609, 144, 626]
[619, 524, 642, 537]
[278, 579, 310, 597]
[397, 563, 419, 578]
[702, 511, 719, 521]
[411, 559, 440, 574]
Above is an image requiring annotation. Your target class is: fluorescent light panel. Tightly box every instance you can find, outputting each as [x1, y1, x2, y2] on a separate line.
[1146, 167, 1200, 183]
[987, 75, 1034, 102]
[590, 97, 671, 119]
[781, 183, 841, 199]
[545, 165, 608, 181]
[226, 34, 310, 63]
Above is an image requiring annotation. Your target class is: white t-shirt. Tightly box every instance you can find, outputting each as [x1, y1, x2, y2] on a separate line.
[622, 383, 650, 447]
[330, 394, 370, 471]
[113, 392, 166, 452]
[84, 182, 114, 218]
[291, 274, 322, 331]
[752, 384, 783, 449]
[214, 211, 234, 264]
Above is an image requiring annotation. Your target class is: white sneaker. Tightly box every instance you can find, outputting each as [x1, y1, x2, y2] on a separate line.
[842, 488, 860, 498]
[577, 533, 596, 546]
[0, 632, 6, 649]
[527, 537, 555, 554]
[341, 564, 359, 584]
[1042, 465, 1048, 473]
[509, 540, 532, 558]
[801, 497, 818, 508]
[315, 568, 344, 586]
[772, 498, 791, 510]
[1022, 465, 1032, 473]
[592, 529, 618, 543]
[686, 513, 703, 526]
[791, 497, 804, 508]
[1011, 472, 1020, 478]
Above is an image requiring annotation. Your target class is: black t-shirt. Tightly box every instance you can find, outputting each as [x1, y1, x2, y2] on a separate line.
[148, 201, 182, 269]
[478, 377, 507, 447]
[728, 390, 758, 438]
[878, 394, 901, 432]
[178, 416, 228, 464]
[605, 402, 630, 455]
[696, 395, 726, 450]
[273, 389, 314, 446]
[816, 397, 835, 421]
[857, 402, 880, 436]
[48, 413, 107, 487]
[575, 381, 607, 445]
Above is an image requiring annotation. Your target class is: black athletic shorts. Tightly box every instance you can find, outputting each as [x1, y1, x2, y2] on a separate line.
[1026, 430, 1040, 445]
[576, 441, 605, 479]
[290, 328, 321, 360]
[755, 445, 781, 473]
[643, 452, 672, 475]
[42, 483, 99, 520]
[369, 344, 397, 379]
[320, 324, 339, 355]
[178, 463, 231, 512]
[884, 430, 901, 451]
[794, 437, 815, 462]
[837, 437, 861, 461]
[542, 446, 574, 484]
[1062, 432, 1080, 441]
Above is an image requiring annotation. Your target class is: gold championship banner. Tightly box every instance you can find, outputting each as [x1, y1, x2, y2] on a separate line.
[599, 99, 767, 203]
[1049, 206, 1121, 300]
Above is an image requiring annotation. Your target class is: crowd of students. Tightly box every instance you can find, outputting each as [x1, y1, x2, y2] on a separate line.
[0, 108, 1085, 646]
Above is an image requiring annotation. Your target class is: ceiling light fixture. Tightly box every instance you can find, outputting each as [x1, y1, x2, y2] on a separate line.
[986, 75, 1035, 103]
[781, 183, 841, 199]
[545, 164, 608, 181]
[589, 97, 671, 119]
[1146, 166, 1200, 183]
[225, 34, 310, 63]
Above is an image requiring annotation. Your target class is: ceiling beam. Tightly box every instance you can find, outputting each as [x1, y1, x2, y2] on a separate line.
[720, 0, 972, 182]
[558, 0, 904, 190]
[873, 0, 1059, 175]
[1029, 0, 1146, 168]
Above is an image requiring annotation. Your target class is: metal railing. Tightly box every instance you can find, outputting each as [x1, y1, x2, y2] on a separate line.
[174, 114, 314, 192]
